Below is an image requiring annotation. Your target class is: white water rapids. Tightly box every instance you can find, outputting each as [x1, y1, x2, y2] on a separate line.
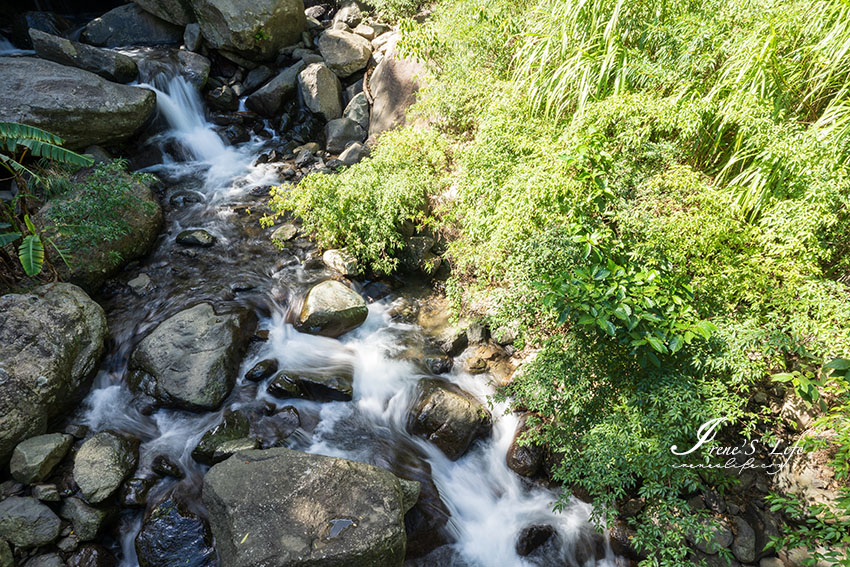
[77, 71, 620, 567]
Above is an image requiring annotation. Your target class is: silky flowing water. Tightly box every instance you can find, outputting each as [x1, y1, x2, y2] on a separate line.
[69, 71, 620, 566]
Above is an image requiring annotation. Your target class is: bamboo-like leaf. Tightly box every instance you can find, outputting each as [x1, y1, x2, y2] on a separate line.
[18, 234, 44, 276]
[0, 232, 21, 247]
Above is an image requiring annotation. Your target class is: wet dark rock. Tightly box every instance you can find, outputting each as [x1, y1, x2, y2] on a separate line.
[10, 433, 74, 484]
[59, 497, 107, 541]
[0, 496, 61, 548]
[296, 280, 368, 337]
[506, 414, 544, 478]
[151, 455, 184, 479]
[184, 22, 202, 51]
[222, 124, 250, 145]
[119, 477, 156, 508]
[30, 29, 138, 83]
[438, 326, 468, 357]
[176, 229, 216, 247]
[192, 410, 251, 466]
[73, 431, 139, 504]
[407, 379, 492, 461]
[66, 544, 119, 567]
[134, 0, 196, 26]
[206, 85, 239, 112]
[245, 61, 305, 117]
[203, 447, 414, 567]
[12, 11, 71, 49]
[245, 359, 279, 382]
[82, 4, 184, 47]
[268, 368, 354, 402]
[325, 117, 366, 153]
[135, 497, 215, 567]
[243, 65, 274, 94]
[190, 0, 306, 61]
[0, 58, 156, 150]
[128, 303, 257, 411]
[515, 524, 555, 557]
[0, 284, 107, 465]
[424, 354, 453, 375]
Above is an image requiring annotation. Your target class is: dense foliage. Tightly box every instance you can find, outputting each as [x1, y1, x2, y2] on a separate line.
[270, 0, 850, 563]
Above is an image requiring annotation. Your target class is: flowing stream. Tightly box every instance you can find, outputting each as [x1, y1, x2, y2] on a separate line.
[74, 68, 619, 567]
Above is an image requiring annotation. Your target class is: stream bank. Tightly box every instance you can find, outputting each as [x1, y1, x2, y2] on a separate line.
[0, 2, 621, 566]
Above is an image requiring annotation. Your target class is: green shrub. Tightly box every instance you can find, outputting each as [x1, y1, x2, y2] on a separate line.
[262, 129, 449, 274]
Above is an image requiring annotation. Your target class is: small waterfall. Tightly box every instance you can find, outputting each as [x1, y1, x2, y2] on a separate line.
[0, 35, 30, 56]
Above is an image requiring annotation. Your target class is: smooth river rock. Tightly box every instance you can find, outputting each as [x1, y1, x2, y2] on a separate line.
[296, 280, 368, 337]
[0, 496, 61, 549]
[0, 283, 107, 464]
[245, 61, 305, 117]
[128, 303, 257, 411]
[10, 433, 74, 484]
[202, 447, 415, 567]
[407, 379, 492, 461]
[190, 0, 306, 60]
[0, 57, 156, 150]
[29, 29, 138, 83]
[73, 431, 139, 504]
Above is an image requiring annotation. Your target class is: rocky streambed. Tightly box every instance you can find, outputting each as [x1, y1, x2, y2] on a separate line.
[0, 2, 620, 566]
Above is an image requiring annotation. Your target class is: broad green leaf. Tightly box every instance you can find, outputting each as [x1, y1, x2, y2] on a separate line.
[0, 232, 22, 246]
[19, 234, 44, 276]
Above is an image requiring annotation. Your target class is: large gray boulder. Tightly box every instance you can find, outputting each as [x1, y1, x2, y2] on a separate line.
[30, 29, 138, 83]
[0, 497, 61, 549]
[73, 431, 139, 504]
[0, 57, 156, 150]
[202, 447, 415, 567]
[245, 60, 305, 117]
[317, 29, 372, 78]
[190, 0, 306, 61]
[368, 34, 425, 140]
[10, 433, 74, 484]
[407, 379, 492, 460]
[82, 4, 184, 47]
[0, 284, 107, 464]
[128, 303, 257, 411]
[296, 280, 368, 337]
[37, 164, 164, 291]
[133, 0, 196, 26]
[298, 62, 343, 120]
